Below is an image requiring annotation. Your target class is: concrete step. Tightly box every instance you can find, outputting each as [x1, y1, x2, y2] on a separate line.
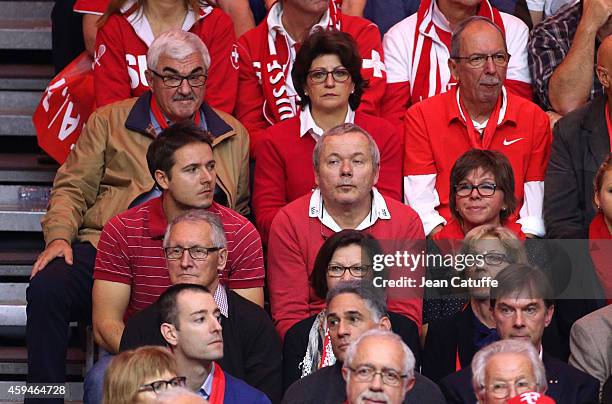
[0, 347, 86, 376]
[0, 91, 41, 110]
[0, 64, 53, 91]
[0, 108, 35, 136]
[0, 153, 57, 183]
[1, 2, 54, 20]
[0, 19, 52, 50]
[0, 251, 38, 277]
[0, 300, 25, 327]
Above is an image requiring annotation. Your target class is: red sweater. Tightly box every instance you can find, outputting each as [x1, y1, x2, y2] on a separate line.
[235, 8, 386, 155]
[94, 5, 237, 114]
[589, 213, 612, 304]
[253, 111, 403, 244]
[267, 192, 425, 338]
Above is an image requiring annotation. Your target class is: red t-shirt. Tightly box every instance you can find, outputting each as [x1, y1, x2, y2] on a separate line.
[94, 197, 265, 321]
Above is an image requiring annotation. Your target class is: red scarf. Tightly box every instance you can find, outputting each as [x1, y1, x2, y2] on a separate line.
[261, 0, 341, 124]
[589, 213, 612, 304]
[150, 95, 201, 130]
[605, 103, 612, 152]
[457, 87, 503, 149]
[208, 362, 226, 404]
[411, 0, 505, 104]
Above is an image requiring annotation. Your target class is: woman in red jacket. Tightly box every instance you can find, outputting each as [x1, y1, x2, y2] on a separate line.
[253, 29, 402, 244]
[589, 154, 612, 304]
[93, 0, 237, 113]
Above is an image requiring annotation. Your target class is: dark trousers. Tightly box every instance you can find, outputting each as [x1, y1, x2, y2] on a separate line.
[25, 242, 96, 403]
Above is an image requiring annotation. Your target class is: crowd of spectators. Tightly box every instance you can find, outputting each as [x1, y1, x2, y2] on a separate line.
[29, 0, 612, 402]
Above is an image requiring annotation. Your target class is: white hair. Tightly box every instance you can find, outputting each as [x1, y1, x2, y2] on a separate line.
[153, 386, 206, 403]
[343, 329, 416, 379]
[147, 30, 211, 71]
[472, 339, 547, 397]
[163, 210, 227, 249]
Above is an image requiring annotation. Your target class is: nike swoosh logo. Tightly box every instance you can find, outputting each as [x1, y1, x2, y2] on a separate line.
[503, 137, 524, 146]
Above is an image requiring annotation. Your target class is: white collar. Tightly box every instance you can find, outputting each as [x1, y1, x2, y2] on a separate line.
[308, 187, 391, 232]
[198, 362, 215, 399]
[432, 0, 452, 33]
[267, 1, 331, 44]
[121, 0, 212, 47]
[299, 106, 355, 139]
[456, 86, 507, 126]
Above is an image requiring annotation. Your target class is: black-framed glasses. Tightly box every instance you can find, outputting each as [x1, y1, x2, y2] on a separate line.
[327, 265, 371, 278]
[482, 252, 509, 266]
[149, 69, 207, 87]
[485, 379, 535, 398]
[347, 365, 408, 386]
[307, 68, 351, 83]
[455, 183, 498, 197]
[452, 52, 511, 68]
[164, 246, 221, 260]
[138, 376, 186, 394]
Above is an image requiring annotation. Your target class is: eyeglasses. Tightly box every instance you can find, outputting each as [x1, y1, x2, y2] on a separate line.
[138, 376, 186, 394]
[307, 68, 351, 83]
[481, 252, 509, 266]
[452, 52, 511, 68]
[164, 246, 221, 260]
[347, 365, 408, 387]
[327, 265, 371, 278]
[455, 183, 498, 197]
[149, 69, 207, 88]
[486, 379, 535, 398]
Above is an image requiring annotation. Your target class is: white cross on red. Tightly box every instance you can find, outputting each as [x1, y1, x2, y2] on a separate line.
[362, 49, 385, 78]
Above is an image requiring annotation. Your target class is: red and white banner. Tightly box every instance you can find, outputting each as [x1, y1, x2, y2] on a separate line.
[33, 52, 95, 164]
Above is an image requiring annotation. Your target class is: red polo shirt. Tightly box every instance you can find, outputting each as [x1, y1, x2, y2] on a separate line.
[403, 87, 551, 236]
[94, 197, 265, 321]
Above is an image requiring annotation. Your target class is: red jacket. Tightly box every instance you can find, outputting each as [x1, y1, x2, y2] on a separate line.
[94, 5, 238, 114]
[235, 7, 386, 156]
[267, 191, 425, 339]
[253, 111, 403, 244]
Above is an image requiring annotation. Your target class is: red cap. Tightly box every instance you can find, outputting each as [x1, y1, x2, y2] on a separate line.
[507, 392, 556, 404]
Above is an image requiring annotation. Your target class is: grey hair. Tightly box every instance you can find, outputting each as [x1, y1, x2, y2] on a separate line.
[153, 386, 207, 403]
[163, 210, 227, 249]
[147, 29, 211, 71]
[449, 16, 507, 59]
[471, 339, 547, 396]
[344, 329, 416, 379]
[312, 123, 381, 172]
[326, 280, 387, 322]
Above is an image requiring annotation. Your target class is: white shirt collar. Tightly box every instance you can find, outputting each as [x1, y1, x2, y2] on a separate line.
[432, 0, 452, 33]
[456, 86, 508, 128]
[198, 361, 215, 399]
[299, 106, 355, 139]
[308, 187, 391, 232]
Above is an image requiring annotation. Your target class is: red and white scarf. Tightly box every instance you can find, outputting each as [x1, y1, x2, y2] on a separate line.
[410, 0, 505, 104]
[262, 0, 341, 124]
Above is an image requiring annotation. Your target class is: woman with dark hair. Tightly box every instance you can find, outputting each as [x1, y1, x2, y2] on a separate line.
[281, 229, 420, 392]
[589, 154, 612, 304]
[92, 0, 237, 113]
[253, 29, 402, 243]
[434, 149, 524, 241]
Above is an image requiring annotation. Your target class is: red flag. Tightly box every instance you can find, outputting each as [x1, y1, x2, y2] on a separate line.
[33, 52, 95, 164]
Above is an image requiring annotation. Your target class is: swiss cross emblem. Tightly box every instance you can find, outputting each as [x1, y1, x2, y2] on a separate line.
[230, 44, 239, 69]
[362, 49, 385, 78]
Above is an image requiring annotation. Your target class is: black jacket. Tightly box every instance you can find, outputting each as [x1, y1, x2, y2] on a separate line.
[282, 362, 446, 404]
[439, 352, 600, 404]
[120, 290, 283, 403]
[282, 311, 421, 392]
[545, 95, 611, 239]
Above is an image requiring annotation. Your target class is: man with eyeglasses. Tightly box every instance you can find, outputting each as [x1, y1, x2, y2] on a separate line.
[267, 123, 425, 339]
[81, 122, 266, 404]
[343, 329, 416, 404]
[25, 29, 251, 403]
[381, 0, 532, 128]
[402, 16, 551, 239]
[282, 281, 444, 404]
[158, 283, 271, 403]
[439, 264, 599, 403]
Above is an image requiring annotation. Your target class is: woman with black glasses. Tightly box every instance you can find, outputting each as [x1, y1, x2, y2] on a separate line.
[281, 229, 420, 393]
[253, 29, 402, 244]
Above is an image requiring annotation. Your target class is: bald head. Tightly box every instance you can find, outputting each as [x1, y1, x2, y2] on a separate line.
[597, 36, 612, 92]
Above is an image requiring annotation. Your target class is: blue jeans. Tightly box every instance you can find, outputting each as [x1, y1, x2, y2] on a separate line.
[83, 351, 114, 404]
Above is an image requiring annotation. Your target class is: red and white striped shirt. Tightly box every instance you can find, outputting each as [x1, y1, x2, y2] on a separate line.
[94, 196, 264, 321]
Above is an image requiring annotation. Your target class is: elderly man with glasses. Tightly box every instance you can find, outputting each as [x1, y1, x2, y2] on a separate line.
[402, 16, 551, 240]
[25, 29, 252, 404]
